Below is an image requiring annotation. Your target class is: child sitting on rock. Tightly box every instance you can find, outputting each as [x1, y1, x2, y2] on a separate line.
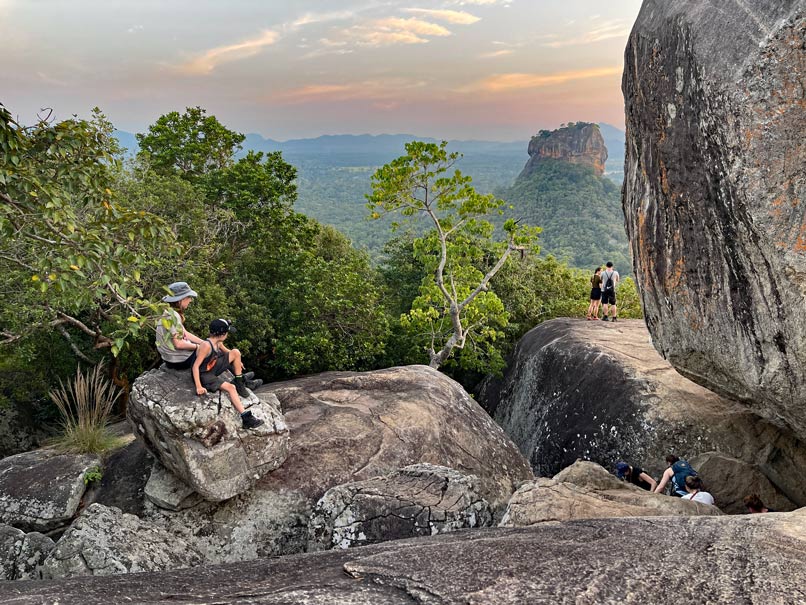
[192, 318, 264, 430]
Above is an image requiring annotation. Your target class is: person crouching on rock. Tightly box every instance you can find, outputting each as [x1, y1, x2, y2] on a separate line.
[615, 461, 657, 491]
[744, 494, 773, 513]
[156, 281, 206, 369]
[680, 475, 715, 505]
[192, 319, 264, 430]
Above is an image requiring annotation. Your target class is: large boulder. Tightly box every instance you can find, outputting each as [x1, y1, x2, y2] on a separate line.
[127, 367, 290, 502]
[500, 461, 721, 527]
[690, 452, 796, 515]
[6, 511, 806, 604]
[143, 462, 203, 511]
[0, 403, 42, 459]
[623, 1, 806, 440]
[138, 366, 533, 563]
[307, 463, 493, 551]
[0, 524, 54, 581]
[480, 318, 806, 510]
[39, 503, 202, 579]
[0, 449, 101, 532]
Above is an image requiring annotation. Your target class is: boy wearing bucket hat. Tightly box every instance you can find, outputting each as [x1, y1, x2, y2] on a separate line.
[192, 318, 264, 430]
[156, 281, 205, 369]
[615, 461, 657, 492]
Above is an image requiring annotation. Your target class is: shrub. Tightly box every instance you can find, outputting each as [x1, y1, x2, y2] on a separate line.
[49, 362, 124, 454]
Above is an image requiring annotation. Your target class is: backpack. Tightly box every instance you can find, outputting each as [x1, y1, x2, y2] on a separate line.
[671, 460, 697, 494]
[602, 271, 616, 293]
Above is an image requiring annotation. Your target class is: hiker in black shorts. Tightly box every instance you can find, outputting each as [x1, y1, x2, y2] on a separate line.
[600, 261, 620, 322]
[192, 319, 264, 429]
[615, 461, 657, 491]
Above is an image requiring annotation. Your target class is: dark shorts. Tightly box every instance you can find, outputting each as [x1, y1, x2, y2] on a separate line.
[164, 351, 197, 370]
[589, 288, 601, 301]
[199, 354, 233, 391]
[601, 290, 616, 306]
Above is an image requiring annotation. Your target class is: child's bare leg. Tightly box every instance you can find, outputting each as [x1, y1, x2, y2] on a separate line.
[220, 382, 244, 413]
[228, 349, 244, 375]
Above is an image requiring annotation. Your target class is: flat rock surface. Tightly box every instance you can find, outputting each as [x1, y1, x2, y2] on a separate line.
[4, 510, 806, 604]
[0, 449, 100, 532]
[623, 0, 806, 440]
[481, 318, 806, 510]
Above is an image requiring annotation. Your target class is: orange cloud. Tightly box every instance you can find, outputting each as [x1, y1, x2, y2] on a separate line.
[177, 30, 279, 75]
[467, 66, 622, 92]
[404, 9, 481, 25]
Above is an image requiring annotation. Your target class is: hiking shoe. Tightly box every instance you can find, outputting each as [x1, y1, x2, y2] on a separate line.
[612, 317, 618, 322]
[233, 376, 251, 399]
[243, 371, 255, 381]
[602, 316, 610, 322]
[245, 378, 263, 390]
[241, 410, 264, 430]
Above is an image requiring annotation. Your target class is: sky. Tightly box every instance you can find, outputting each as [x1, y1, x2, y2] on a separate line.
[1, 0, 644, 141]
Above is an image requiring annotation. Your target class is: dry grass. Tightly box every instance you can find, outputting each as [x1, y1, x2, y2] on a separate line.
[49, 362, 126, 454]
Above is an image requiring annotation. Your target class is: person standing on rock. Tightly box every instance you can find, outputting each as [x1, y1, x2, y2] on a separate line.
[586, 267, 603, 320]
[156, 281, 206, 369]
[615, 461, 657, 491]
[600, 262, 619, 322]
[192, 318, 264, 429]
[654, 455, 697, 497]
[680, 475, 715, 505]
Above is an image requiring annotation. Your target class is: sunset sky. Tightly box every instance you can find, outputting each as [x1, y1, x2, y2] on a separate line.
[2, 0, 643, 140]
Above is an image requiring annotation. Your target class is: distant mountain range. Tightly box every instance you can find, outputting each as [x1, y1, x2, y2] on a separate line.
[113, 125, 626, 257]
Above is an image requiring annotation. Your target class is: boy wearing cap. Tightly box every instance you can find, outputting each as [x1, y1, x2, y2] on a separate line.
[192, 319, 264, 430]
[615, 461, 657, 491]
[156, 281, 205, 369]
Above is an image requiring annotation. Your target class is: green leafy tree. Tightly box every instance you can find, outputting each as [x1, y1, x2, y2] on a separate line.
[368, 141, 539, 370]
[135, 106, 245, 181]
[0, 105, 176, 358]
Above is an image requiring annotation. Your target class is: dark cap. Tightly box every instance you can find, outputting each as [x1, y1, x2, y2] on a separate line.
[209, 318, 236, 336]
[615, 462, 630, 478]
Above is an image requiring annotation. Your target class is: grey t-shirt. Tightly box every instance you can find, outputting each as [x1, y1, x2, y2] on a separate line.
[601, 270, 620, 290]
[155, 308, 192, 363]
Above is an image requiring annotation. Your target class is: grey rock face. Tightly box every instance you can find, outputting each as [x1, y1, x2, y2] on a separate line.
[133, 365, 531, 564]
[144, 462, 203, 511]
[39, 503, 202, 579]
[127, 367, 289, 502]
[690, 452, 796, 514]
[0, 525, 54, 581]
[480, 319, 806, 511]
[520, 122, 608, 178]
[500, 461, 721, 527]
[0, 449, 101, 532]
[307, 464, 493, 551]
[6, 511, 806, 604]
[0, 404, 41, 458]
[623, 1, 806, 440]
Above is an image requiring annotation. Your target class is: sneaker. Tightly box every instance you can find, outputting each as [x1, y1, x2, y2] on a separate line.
[233, 376, 251, 399]
[612, 317, 618, 322]
[243, 371, 255, 381]
[245, 378, 263, 390]
[602, 316, 610, 322]
[241, 410, 264, 430]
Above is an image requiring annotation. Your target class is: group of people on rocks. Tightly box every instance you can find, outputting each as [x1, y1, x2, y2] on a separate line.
[586, 262, 619, 322]
[155, 281, 265, 430]
[614, 455, 773, 513]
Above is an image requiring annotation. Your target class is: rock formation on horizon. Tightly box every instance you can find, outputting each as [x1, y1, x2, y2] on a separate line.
[519, 122, 607, 179]
[623, 0, 806, 440]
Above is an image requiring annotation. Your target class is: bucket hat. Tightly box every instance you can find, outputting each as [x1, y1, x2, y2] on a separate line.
[162, 282, 198, 303]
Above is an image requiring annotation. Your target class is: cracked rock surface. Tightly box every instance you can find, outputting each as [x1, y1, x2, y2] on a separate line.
[128, 367, 289, 502]
[38, 503, 202, 579]
[308, 463, 493, 551]
[0, 448, 101, 532]
[500, 460, 721, 527]
[623, 0, 806, 441]
[0, 524, 54, 581]
[480, 319, 805, 511]
[5, 510, 806, 604]
[133, 366, 532, 564]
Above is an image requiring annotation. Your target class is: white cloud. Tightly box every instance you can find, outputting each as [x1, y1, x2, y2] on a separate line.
[543, 20, 629, 48]
[404, 9, 480, 25]
[479, 49, 513, 58]
[127, 25, 144, 34]
[177, 30, 279, 75]
[338, 17, 453, 47]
